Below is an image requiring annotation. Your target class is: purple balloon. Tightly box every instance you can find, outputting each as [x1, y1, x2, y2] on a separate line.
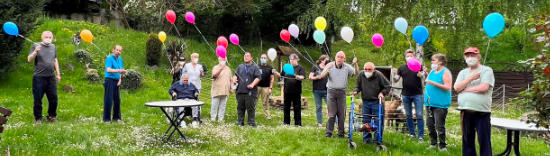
[229, 33, 239, 45]
[185, 12, 195, 24]
[216, 46, 227, 59]
[407, 58, 421, 72]
[371, 33, 384, 48]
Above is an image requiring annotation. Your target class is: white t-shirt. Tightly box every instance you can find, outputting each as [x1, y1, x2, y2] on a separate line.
[182, 63, 203, 90]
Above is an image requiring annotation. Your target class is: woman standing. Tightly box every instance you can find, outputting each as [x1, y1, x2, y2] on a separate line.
[210, 57, 232, 122]
[309, 55, 329, 127]
[424, 53, 452, 151]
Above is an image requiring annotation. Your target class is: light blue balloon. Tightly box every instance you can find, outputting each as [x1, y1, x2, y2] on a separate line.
[412, 25, 429, 45]
[283, 64, 294, 76]
[313, 30, 326, 44]
[3, 22, 19, 36]
[394, 17, 408, 34]
[483, 13, 505, 38]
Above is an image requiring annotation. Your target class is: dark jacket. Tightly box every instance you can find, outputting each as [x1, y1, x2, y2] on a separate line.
[169, 81, 199, 100]
[354, 70, 391, 101]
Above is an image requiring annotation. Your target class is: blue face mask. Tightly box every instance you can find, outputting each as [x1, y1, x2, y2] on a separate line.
[261, 59, 267, 64]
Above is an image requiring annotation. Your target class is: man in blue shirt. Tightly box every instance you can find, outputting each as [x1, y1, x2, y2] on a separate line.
[103, 45, 126, 123]
[232, 52, 261, 127]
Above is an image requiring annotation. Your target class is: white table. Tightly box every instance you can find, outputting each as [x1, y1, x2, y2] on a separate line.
[491, 117, 549, 156]
[146, 100, 204, 141]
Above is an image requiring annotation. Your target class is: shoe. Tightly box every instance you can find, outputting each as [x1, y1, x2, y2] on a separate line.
[34, 119, 43, 125]
[46, 116, 57, 123]
[267, 116, 272, 120]
[325, 134, 332, 138]
[409, 134, 416, 138]
[428, 145, 437, 149]
[337, 134, 345, 138]
[114, 119, 123, 123]
[439, 147, 447, 151]
[317, 123, 323, 128]
[418, 137, 425, 142]
[191, 120, 199, 128]
[180, 121, 187, 128]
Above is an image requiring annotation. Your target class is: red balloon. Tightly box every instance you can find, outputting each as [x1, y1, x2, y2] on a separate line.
[165, 10, 176, 24]
[217, 36, 228, 48]
[280, 29, 290, 43]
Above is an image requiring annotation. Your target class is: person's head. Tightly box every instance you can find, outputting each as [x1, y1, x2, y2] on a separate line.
[112, 45, 122, 56]
[244, 52, 253, 63]
[316, 54, 329, 65]
[218, 57, 227, 65]
[405, 49, 415, 61]
[363, 62, 375, 78]
[181, 74, 189, 85]
[335, 51, 346, 66]
[289, 54, 299, 66]
[191, 53, 199, 64]
[41, 31, 54, 45]
[177, 56, 185, 67]
[463, 47, 481, 67]
[260, 54, 268, 64]
[431, 53, 447, 70]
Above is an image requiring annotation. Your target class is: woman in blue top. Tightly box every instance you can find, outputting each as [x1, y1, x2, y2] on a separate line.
[424, 53, 452, 151]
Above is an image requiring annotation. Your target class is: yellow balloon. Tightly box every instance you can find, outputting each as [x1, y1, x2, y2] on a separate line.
[314, 17, 327, 31]
[158, 31, 167, 43]
[80, 29, 94, 43]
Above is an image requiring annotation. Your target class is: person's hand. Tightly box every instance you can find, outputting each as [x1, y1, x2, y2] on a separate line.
[34, 44, 41, 53]
[56, 75, 61, 83]
[268, 88, 272, 94]
[425, 80, 436, 85]
[326, 62, 335, 69]
[296, 75, 305, 80]
[468, 72, 481, 81]
[417, 71, 424, 78]
[247, 84, 254, 89]
[352, 57, 358, 64]
[351, 91, 357, 95]
[117, 80, 122, 86]
[119, 69, 127, 74]
[229, 89, 234, 94]
[172, 92, 177, 97]
[378, 93, 385, 102]
[423, 66, 428, 73]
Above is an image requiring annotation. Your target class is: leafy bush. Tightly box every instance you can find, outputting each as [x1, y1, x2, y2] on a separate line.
[121, 69, 142, 90]
[146, 34, 162, 66]
[74, 49, 92, 64]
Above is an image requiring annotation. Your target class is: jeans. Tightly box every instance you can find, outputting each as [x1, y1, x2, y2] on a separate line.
[284, 93, 302, 126]
[103, 78, 121, 122]
[211, 95, 228, 121]
[326, 89, 346, 137]
[461, 110, 492, 156]
[236, 93, 257, 126]
[426, 106, 448, 148]
[402, 94, 424, 138]
[32, 76, 58, 120]
[362, 100, 384, 143]
[313, 90, 328, 124]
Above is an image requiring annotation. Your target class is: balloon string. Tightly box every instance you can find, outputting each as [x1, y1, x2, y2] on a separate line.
[287, 42, 317, 67]
[18, 35, 37, 43]
[238, 45, 246, 54]
[172, 24, 182, 38]
[324, 43, 332, 57]
[405, 34, 413, 49]
[163, 43, 174, 69]
[295, 39, 316, 63]
[91, 43, 102, 52]
[192, 24, 215, 52]
[483, 39, 491, 65]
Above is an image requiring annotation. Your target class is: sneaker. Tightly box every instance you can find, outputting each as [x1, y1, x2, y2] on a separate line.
[419, 137, 425, 142]
[428, 145, 437, 149]
[191, 120, 199, 128]
[439, 147, 447, 151]
[46, 117, 57, 123]
[114, 119, 123, 123]
[409, 134, 416, 138]
[317, 123, 323, 128]
[180, 121, 187, 128]
[325, 134, 333, 138]
[267, 116, 272, 120]
[34, 119, 43, 125]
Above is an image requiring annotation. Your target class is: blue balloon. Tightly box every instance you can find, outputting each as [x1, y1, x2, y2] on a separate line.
[394, 17, 408, 34]
[483, 13, 505, 38]
[313, 30, 326, 44]
[2, 22, 19, 36]
[412, 25, 429, 45]
[283, 64, 294, 76]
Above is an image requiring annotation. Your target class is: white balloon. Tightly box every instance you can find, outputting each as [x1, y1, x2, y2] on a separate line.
[288, 24, 300, 38]
[267, 48, 277, 61]
[340, 26, 354, 43]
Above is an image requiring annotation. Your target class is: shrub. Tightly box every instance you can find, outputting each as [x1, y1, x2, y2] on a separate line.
[74, 49, 92, 64]
[146, 34, 162, 66]
[121, 69, 142, 90]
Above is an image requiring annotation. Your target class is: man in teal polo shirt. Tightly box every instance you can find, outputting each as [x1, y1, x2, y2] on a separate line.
[103, 45, 127, 123]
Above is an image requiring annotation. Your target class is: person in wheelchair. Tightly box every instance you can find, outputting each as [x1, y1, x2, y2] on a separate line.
[169, 74, 199, 128]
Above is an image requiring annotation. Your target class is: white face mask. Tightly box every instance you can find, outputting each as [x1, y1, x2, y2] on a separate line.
[44, 39, 52, 45]
[193, 58, 199, 63]
[394, 75, 399, 80]
[465, 57, 478, 67]
[431, 63, 439, 70]
[364, 72, 373, 78]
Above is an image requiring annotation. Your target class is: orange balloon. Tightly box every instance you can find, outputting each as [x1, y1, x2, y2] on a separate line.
[80, 29, 94, 43]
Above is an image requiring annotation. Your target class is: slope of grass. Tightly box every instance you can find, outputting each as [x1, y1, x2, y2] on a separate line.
[0, 19, 548, 155]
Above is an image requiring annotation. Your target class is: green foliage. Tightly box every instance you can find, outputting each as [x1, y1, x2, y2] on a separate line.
[121, 69, 142, 90]
[0, 0, 45, 78]
[74, 49, 92, 64]
[146, 34, 162, 66]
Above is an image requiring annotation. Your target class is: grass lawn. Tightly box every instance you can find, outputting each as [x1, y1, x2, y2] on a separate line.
[0, 19, 548, 155]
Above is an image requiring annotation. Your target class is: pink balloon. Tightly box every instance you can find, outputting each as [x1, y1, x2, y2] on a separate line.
[407, 58, 421, 72]
[216, 46, 227, 59]
[229, 33, 239, 45]
[371, 33, 384, 48]
[185, 12, 195, 24]
[165, 10, 176, 24]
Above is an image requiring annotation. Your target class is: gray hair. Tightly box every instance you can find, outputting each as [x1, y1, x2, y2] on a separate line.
[289, 53, 299, 60]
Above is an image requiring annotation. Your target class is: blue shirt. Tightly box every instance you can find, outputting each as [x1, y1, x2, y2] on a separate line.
[104, 54, 124, 79]
[169, 81, 198, 100]
[424, 67, 452, 108]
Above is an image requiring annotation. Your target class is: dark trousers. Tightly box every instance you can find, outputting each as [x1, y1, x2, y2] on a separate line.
[362, 100, 384, 143]
[284, 93, 302, 126]
[103, 78, 121, 122]
[461, 110, 492, 156]
[326, 89, 346, 137]
[32, 76, 58, 120]
[426, 106, 448, 148]
[236, 93, 257, 126]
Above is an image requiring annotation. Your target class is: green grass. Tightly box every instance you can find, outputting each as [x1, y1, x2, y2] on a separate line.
[0, 19, 548, 155]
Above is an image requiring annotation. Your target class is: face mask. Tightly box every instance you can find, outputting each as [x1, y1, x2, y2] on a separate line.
[219, 61, 226, 65]
[431, 63, 439, 70]
[406, 57, 413, 62]
[465, 57, 478, 67]
[193, 58, 199, 63]
[44, 39, 52, 45]
[365, 72, 373, 78]
[394, 75, 399, 80]
[261, 59, 267, 64]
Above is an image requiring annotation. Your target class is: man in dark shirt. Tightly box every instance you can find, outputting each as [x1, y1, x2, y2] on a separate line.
[232, 52, 262, 126]
[169, 74, 199, 100]
[352, 62, 390, 143]
[257, 54, 274, 120]
[280, 54, 305, 126]
[396, 49, 426, 141]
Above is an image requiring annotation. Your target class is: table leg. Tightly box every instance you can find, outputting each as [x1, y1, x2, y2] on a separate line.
[160, 107, 186, 141]
[497, 130, 513, 156]
[513, 131, 521, 156]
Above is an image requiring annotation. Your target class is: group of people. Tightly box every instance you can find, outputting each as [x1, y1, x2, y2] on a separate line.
[29, 30, 495, 155]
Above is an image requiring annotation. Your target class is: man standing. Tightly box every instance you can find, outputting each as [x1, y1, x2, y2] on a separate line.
[352, 62, 390, 144]
[396, 49, 426, 141]
[103, 45, 126, 123]
[210, 57, 232, 122]
[27, 31, 61, 124]
[314, 51, 358, 138]
[280, 54, 305, 126]
[454, 47, 494, 156]
[257, 54, 274, 120]
[233, 52, 261, 127]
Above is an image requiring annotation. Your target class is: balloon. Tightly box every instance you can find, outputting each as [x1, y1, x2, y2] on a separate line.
[165, 10, 176, 24]
[394, 17, 408, 34]
[407, 58, 421, 72]
[483, 13, 505, 38]
[2, 22, 19, 36]
[280, 29, 290, 43]
[80, 29, 94, 43]
[267, 48, 277, 61]
[340, 26, 354, 43]
[216, 46, 227, 59]
[371, 33, 384, 48]
[314, 17, 327, 31]
[412, 26, 429, 45]
[158, 31, 166, 43]
[217, 36, 228, 48]
[185, 12, 195, 24]
[229, 33, 239, 45]
[313, 30, 326, 44]
[283, 64, 294, 76]
[288, 24, 300, 38]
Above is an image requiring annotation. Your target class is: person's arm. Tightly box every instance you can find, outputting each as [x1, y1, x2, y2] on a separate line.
[199, 65, 204, 77]
[169, 83, 176, 97]
[27, 44, 40, 63]
[316, 62, 334, 79]
[454, 71, 479, 92]
[269, 74, 274, 89]
[54, 58, 61, 82]
[353, 62, 359, 76]
[427, 70, 452, 91]
[212, 66, 223, 79]
[295, 67, 305, 80]
[463, 69, 493, 93]
[247, 67, 262, 89]
[309, 72, 316, 80]
[352, 72, 362, 95]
